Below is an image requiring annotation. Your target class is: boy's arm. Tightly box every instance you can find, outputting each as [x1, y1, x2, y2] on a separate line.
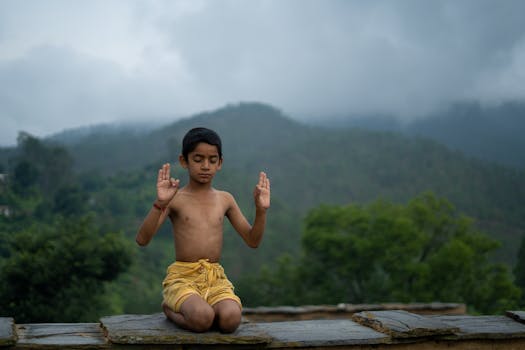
[136, 163, 179, 246]
[136, 202, 170, 246]
[226, 172, 270, 248]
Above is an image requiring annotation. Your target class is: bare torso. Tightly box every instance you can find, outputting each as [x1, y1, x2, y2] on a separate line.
[167, 187, 230, 262]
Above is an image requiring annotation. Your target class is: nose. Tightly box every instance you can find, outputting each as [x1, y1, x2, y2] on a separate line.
[201, 159, 210, 170]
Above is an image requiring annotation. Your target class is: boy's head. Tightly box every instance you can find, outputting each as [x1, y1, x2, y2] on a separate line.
[181, 127, 222, 161]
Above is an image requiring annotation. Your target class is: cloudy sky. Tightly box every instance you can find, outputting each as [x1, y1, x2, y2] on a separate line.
[1, 0, 525, 146]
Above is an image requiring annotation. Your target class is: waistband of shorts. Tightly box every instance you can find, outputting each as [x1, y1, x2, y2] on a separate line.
[167, 259, 222, 272]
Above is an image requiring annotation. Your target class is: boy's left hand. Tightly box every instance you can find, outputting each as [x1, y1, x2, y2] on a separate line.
[254, 172, 271, 210]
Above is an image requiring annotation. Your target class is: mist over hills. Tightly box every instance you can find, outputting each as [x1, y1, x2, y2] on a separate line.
[43, 100, 525, 174]
[314, 101, 525, 169]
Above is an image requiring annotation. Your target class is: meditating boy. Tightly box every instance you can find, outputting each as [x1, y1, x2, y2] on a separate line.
[136, 127, 270, 333]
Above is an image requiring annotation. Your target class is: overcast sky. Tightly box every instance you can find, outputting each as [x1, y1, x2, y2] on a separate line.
[1, 0, 525, 146]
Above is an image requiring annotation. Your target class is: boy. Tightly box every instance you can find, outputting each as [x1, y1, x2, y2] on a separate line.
[136, 127, 270, 333]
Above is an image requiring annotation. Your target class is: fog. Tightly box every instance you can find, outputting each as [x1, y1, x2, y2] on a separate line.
[1, 0, 525, 145]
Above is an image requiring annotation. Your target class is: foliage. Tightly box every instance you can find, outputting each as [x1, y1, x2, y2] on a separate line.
[514, 236, 525, 305]
[0, 215, 133, 322]
[12, 132, 74, 195]
[0, 134, 133, 322]
[240, 193, 521, 314]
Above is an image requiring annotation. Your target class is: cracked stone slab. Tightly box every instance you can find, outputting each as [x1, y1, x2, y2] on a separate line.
[432, 315, 525, 340]
[506, 310, 525, 324]
[352, 310, 458, 338]
[15, 323, 107, 348]
[253, 319, 389, 347]
[0, 317, 16, 347]
[100, 313, 272, 345]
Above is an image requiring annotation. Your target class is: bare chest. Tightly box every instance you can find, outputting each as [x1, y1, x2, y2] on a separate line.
[170, 193, 227, 230]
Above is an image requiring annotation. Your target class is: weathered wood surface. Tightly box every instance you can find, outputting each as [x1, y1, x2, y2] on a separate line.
[352, 310, 459, 338]
[0, 317, 16, 347]
[257, 319, 389, 348]
[15, 323, 107, 349]
[507, 310, 525, 324]
[100, 313, 272, 345]
[433, 315, 525, 339]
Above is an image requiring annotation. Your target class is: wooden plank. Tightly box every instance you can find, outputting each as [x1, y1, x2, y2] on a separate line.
[506, 310, 525, 324]
[352, 310, 458, 338]
[0, 317, 16, 347]
[100, 313, 272, 345]
[433, 315, 525, 339]
[255, 319, 389, 348]
[15, 323, 107, 349]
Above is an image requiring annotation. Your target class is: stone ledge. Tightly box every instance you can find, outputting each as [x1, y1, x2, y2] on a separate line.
[3, 310, 525, 349]
[243, 302, 466, 322]
[15, 323, 106, 348]
[351, 310, 459, 338]
[0, 318, 15, 347]
[100, 314, 272, 345]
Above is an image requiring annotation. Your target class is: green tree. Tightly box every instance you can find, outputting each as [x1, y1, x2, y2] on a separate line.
[244, 193, 520, 314]
[514, 236, 525, 305]
[53, 184, 89, 217]
[13, 132, 73, 196]
[0, 215, 133, 322]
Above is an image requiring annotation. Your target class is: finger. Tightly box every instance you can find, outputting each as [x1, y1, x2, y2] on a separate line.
[266, 178, 271, 190]
[158, 168, 163, 183]
[260, 172, 269, 189]
[170, 178, 180, 188]
[165, 163, 171, 180]
[258, 172, 266, 186]
[161, 164, 166, 180]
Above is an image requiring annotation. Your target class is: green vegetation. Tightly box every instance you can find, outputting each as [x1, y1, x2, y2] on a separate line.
[239, 193, 520, 314]
[1, 102, 525, 321]
[0, 134, 132, 322]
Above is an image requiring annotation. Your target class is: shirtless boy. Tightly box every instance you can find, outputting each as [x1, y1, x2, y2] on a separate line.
[136, 127, 270, 333]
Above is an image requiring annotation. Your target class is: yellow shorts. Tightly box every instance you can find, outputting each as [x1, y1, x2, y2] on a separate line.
[162, 259, 242, 312]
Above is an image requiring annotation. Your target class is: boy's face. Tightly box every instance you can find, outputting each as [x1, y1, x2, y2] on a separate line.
[179, 142, 222, 184]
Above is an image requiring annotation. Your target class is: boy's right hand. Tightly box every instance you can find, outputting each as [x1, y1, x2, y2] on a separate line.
[156, 163, 180, 207]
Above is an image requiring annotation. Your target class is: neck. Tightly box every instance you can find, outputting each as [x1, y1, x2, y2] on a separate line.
[185, 179, 214, 192]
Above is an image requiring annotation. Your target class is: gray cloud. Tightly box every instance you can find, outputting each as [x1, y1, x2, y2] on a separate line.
[1, 0, 525, 145]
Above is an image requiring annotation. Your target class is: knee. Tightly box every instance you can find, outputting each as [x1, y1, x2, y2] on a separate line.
[186, 304, 215, 332]
[217, 306, 242, 333]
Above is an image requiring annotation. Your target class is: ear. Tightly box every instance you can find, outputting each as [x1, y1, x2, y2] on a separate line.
[217, 157, 223, 170]
[179, 155, 188, 169]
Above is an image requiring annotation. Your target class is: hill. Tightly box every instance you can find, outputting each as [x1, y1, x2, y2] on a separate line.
[408, 101, 525, 169]
[312, 101, 525, 169]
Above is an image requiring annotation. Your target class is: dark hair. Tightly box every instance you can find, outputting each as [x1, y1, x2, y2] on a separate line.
[182, 127, 222, 161]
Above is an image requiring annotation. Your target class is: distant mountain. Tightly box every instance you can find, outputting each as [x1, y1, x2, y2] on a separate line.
[53, 102, 315, 175]
[311, 101, 525, 169]
[408, 101, 525, 169]
[48, 121, 162, 145]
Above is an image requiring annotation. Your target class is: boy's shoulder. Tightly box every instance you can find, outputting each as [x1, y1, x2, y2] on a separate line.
[215, 188, 234, 199]
[213, 188, 238, 204]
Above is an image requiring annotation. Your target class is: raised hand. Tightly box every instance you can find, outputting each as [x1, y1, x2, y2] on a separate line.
[253, 172, 271, 210]
[156, 163, 180, 207]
